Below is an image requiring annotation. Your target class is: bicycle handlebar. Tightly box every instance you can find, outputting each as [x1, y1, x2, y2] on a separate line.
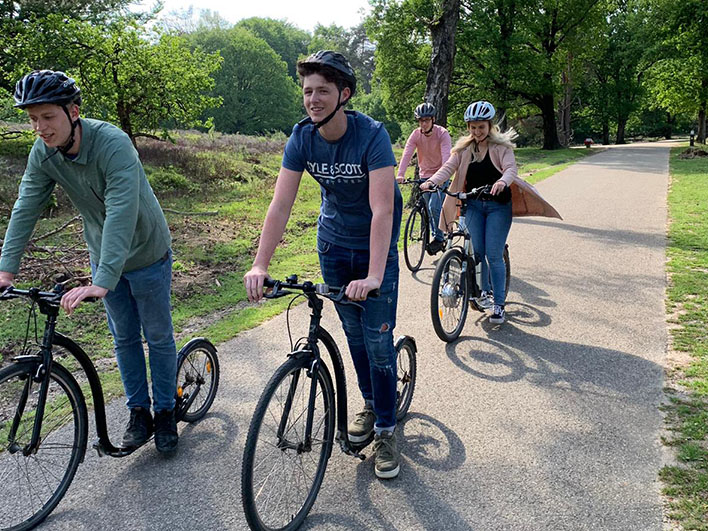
[263, 277, 380, 302]
[0, 285, 99, 305]
[435, 183, 493, 200]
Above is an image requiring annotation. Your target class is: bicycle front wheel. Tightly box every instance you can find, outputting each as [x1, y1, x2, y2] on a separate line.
[431, 248, 470, 342]
[0, 360, 88, 531]
[403, 204, 429, 272]
[176, 339, 220, 423]
[242, 356, 335, 531]
[395, 337, 417, 421]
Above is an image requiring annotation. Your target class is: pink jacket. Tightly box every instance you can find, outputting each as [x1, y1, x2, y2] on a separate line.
[427, 142, 562, 231]
[397, 125, 452, 179]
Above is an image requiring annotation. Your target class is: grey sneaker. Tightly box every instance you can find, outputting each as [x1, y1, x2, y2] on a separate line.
[473, 290, 494, 310]
[348, 405, 375, 443]
[490, 304, 506, 324]
[373, 430, 400, 479]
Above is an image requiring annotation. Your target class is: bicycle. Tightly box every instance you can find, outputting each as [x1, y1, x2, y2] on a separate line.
[0, 284, 220, 531]
[400, 178, 447, 272]
[430, 185, 511, 342]
[241, 275, 417, 531]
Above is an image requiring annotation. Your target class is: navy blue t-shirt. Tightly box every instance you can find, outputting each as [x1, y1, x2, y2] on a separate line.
[282, 111, 402, 251]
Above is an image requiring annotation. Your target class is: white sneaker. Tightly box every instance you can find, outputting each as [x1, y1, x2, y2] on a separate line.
[489, 304, 506, 324]
[473, 290, 493, 310]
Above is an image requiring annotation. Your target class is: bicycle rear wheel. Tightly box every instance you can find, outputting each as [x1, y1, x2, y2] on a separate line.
[242, 356, 335, 531]
[0, 360, 88, 531]
[395, 337, 417, 421]
[176, 339, 220, 423]
[403, 204, 429, 272]
[431, 248, 470, 342]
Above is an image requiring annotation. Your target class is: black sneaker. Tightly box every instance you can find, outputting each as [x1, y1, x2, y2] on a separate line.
[154, 408, 178, 453]
[489, 304, 506, 324]
[426, 239, 445, 255]
[122, 407, 153, 449]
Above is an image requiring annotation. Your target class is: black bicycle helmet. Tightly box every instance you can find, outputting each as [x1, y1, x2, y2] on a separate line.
[297, 50, 357, 130]
[299, 50, 357, 96]
[14, 70, 81, 109]
[414, 102, 436, 119]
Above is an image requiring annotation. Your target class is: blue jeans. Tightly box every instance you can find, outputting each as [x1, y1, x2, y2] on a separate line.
[424, 181, 448, 242]
[92, 250, 177, 412]
[318, 239, 399, 430]
[464, 200, 512, 305]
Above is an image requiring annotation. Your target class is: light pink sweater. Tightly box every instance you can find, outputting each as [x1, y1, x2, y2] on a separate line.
[397, 125, 452, 179]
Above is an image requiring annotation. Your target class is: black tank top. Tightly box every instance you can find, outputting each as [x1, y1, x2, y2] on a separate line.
[465, 151, 511, 203]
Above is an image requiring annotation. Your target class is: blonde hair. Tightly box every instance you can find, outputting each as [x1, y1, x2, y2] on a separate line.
[452, 121, 518, 161]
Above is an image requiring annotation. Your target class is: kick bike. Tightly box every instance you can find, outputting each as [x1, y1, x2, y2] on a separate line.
[241, 275, 417, 531]
[430, 185, 511, 342]
[0, 284, 220, 531]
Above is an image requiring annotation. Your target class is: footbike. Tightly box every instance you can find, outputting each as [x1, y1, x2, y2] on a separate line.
[0, 284, 220, 531]
[241, 275, 417, 531]
[400, 179, 448, 272]
[430, 185, 511, 342]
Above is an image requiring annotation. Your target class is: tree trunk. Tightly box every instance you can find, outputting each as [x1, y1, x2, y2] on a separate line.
[602, 121, 610, 145]
[540, 91, 562, 150]
[424, 0, 460, 128]
[557, 53, 573, 146]
[663, 112, 673, 140]
[616, 118, 627, 144]
[699, 102, 707, 144]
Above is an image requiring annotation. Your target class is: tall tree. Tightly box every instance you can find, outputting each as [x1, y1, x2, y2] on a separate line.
[188, 27, 302, 135]
[235, 18, 311, 81]
[10, 15, 222, 144]
[0, 0, 131, 91]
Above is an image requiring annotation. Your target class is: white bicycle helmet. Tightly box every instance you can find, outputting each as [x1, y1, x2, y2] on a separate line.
[464, 101, 495, 122]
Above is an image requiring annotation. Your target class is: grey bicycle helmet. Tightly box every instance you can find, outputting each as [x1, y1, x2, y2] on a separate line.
[464, 101, 495, 122]
[414, 102, 436, 119]
[14, 70, 81, 109]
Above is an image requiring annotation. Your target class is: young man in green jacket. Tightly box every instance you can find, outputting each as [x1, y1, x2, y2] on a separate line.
[0, 70, 178, 452]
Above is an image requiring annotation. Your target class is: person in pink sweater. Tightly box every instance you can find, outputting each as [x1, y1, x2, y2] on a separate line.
[396, 103, 452, 255]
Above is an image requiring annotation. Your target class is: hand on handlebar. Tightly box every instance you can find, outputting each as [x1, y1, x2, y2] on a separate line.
[244, 265, 271, 302]
[345, 276, 381, 302]
[60, 285, 108, 315]
[396, 175, 405, 183]
[0, 271, 15, 290]
[490, 180, 507, 195]
[419, 180, 436, 191]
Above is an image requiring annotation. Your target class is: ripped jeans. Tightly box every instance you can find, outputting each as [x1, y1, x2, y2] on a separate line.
[318, 238, 400, 430]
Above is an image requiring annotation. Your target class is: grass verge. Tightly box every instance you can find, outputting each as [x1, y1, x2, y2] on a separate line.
[661, 145, 708, 529]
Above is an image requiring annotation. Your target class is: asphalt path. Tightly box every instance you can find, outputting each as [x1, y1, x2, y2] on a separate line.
[34, 141, 671, 530]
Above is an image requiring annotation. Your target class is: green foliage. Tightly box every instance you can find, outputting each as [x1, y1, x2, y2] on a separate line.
[235, 18, 310, 80]
[352, 84, 402, 141]
[145, 166, 200, 195]
[8, 14, 222, 141]
[188, 26, 302, 135]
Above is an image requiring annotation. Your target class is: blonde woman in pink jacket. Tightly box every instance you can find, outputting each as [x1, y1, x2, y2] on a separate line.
[422, 101, 539, 324]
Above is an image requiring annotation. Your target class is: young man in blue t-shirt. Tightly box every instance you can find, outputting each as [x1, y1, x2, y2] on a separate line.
[244, 51, 403, 479]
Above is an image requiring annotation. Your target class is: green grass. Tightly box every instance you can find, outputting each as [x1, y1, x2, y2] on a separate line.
[662, 145, 708, 529]
[515, 146, 598, 184]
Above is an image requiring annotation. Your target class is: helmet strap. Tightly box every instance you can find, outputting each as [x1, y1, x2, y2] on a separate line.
[57, 104, 80, 155]
[313, 87, 352, 130]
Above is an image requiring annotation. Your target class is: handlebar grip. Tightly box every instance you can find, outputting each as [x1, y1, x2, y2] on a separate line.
[263, 278, 276, 289]
[367, 289, 380, 299]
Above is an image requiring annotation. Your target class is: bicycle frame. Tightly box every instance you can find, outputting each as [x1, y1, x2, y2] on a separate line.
[3, 287, 211, 459]
[265, 279, 371, 460]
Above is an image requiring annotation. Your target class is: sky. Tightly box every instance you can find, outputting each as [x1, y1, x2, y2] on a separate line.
[130, 0, 373, 32]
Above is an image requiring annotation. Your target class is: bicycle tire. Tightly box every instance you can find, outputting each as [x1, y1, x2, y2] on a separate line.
[0, 360, 88, 531]
[430, 248, 470, 342]
[503, 244, 511, 294]
[395, 337, 417, 421]
[242, 356, 335, 531]
[403, 204, 429, 272]
[176, 339, 220, 423]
